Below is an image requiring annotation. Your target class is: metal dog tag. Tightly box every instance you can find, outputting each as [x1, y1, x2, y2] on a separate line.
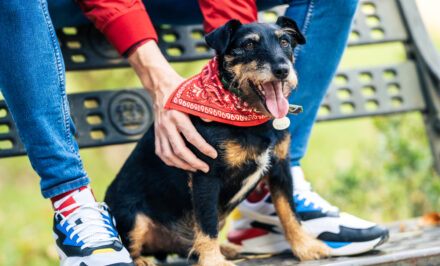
[273, 117, 290, 130]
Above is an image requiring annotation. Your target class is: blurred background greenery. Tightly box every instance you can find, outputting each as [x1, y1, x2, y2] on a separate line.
[1, 1, 440, 265]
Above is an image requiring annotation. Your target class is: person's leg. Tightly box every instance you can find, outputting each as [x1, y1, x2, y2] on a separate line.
[0, 1, 133, 264]
[228, 0, 389, 256]
[0, 0, 203, 196]
[0, 1, 88, 198]
[286, 0, 358, 165]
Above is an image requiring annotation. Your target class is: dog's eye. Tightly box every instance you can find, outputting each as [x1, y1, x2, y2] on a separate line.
[280, 39, 289, 47]
[244, 41, 255, 50]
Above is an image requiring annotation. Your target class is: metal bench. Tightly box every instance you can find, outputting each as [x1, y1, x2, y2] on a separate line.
[1, 0, 440, 175]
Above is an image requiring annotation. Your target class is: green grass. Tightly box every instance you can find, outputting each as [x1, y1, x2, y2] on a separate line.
[1, 15, 440, 266]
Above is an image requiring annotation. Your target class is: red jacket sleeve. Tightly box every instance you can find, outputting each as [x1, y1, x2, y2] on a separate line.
[76, 0, 158, 55]
[198, 0, 258, 33]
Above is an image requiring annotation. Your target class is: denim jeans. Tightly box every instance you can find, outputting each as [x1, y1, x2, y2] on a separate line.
[0, 0, 358, 198]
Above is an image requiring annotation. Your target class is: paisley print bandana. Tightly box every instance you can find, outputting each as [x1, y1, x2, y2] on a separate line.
[165, 57, 270, 127]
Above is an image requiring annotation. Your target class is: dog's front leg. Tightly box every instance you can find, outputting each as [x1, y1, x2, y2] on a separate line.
[266, 133, 330, 261]
[191, 175, 235, 266]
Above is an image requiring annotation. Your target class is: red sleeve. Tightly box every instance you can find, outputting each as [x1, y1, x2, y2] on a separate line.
[76, 0, 158, 55]
[198, 0, 258, 34]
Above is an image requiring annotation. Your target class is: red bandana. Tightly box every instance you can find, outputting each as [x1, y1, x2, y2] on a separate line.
[165, 57, 270, 127]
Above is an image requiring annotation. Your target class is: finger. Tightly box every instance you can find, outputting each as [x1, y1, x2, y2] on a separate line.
[155, 123, 178, 167]
[154, 125, 163, 159]
[166, 126, 210, 173]
[155, 127, 174, 167]
[176, 118, 218, 159]
[159, 131, 197, 172]
[200, 118, 213, 122]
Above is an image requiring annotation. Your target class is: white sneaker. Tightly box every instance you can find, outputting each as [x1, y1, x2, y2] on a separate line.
[52, 189, 134, 266]
[227, 166, 389, 256]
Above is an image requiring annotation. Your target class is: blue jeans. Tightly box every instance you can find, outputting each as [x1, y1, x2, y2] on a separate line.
[0, 0, 358, 198]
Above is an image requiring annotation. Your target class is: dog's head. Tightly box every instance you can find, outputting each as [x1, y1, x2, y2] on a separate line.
[205, 17, 306, 118]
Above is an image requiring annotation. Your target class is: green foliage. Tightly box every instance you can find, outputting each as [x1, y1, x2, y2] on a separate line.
[372, 114, 440, 218]
[304, 113, 440, 222]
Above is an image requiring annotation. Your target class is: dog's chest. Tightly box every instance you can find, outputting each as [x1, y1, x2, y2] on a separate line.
[227, 147, 272, 206]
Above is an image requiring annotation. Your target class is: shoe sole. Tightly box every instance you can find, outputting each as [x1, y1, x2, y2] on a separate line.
[231, 232, 291, 254]
[232, 231, 389, 257]
[326, 228, 390, 256]
[55, 240, 134, 266]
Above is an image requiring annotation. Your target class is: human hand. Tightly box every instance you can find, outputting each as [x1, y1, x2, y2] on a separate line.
[127, 41, 217, 172]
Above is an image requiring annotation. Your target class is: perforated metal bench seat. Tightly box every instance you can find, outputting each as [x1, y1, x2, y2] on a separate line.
[1, 0, 440, 172]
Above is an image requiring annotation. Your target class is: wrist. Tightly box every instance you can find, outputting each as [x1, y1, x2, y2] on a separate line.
[123, 39, 153, 58]
[128, 41, 184, 107]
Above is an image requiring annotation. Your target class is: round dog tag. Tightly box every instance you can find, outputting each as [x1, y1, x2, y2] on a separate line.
[273, 117, 290, 130]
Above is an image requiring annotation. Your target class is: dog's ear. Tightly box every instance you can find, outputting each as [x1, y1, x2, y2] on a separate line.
[205, 19, 242, 55]
[276, 16, 306, 45]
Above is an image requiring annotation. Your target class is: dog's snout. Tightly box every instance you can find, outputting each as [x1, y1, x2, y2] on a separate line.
[273, 64, 290, 80]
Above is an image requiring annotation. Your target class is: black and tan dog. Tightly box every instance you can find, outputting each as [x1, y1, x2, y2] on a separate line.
[105, 17, 330, 266]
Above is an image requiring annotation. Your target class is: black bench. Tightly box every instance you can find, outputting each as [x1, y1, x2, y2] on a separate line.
[1, 0, 439, 174]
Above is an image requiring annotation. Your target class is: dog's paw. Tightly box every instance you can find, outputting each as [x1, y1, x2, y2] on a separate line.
[134, 257, 156, 266]
[289, 230, 331, 261]
[220, 242, 243, 259]
[293, 236, 331, 261]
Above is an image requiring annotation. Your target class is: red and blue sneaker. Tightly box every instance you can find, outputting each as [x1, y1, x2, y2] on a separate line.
[227, 166, 389, 256]
[52, 187, 134, 266]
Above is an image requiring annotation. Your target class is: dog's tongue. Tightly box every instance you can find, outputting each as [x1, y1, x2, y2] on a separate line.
[262, 81, 289, 118]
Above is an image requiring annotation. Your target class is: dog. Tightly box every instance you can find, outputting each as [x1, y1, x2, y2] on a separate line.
[105, 16, 331, 266]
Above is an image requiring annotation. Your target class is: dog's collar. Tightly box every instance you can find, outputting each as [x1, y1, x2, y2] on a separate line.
[164, 57, 270, 127]
[220, 77, 243, 97]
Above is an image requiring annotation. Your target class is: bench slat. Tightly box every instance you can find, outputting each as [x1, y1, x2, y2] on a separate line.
[318, 61, 425, 121]
[0, 90, 154, 157]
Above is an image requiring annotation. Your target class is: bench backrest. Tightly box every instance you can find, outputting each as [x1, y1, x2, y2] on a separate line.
[1, 0, 440, 173]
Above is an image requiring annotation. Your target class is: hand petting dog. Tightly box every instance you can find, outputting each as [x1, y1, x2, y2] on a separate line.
[128, 41, 218, 173]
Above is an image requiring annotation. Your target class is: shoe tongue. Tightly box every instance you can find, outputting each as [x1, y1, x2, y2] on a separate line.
[262, 81, 289, 118]
[71, 189, 100, 221]
[64, 190, 114, 247]
[71, 188, 96, 205]
[291, 166, 311, 192]
[291, 166, 339, 213]
[55, 187, 96, 217]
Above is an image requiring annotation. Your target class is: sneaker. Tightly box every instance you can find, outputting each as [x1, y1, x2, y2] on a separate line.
[227, 166, 389, 256]
[53, 190, 134, 266]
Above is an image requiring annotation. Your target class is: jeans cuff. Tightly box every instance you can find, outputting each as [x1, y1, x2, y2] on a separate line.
[41, 176, 90, 198]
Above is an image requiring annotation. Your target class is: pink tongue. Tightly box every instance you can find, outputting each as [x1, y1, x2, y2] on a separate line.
[262, 81, 289, 118]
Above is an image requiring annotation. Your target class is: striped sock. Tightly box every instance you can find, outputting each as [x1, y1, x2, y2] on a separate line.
[50, 186, 96, 217]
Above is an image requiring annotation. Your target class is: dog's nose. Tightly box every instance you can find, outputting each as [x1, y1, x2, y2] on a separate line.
[273, 65, 290, 80]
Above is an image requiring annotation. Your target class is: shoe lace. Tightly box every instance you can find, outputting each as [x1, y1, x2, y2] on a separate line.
[56, 202, 119, 249]
[293, 168, 339, 213]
